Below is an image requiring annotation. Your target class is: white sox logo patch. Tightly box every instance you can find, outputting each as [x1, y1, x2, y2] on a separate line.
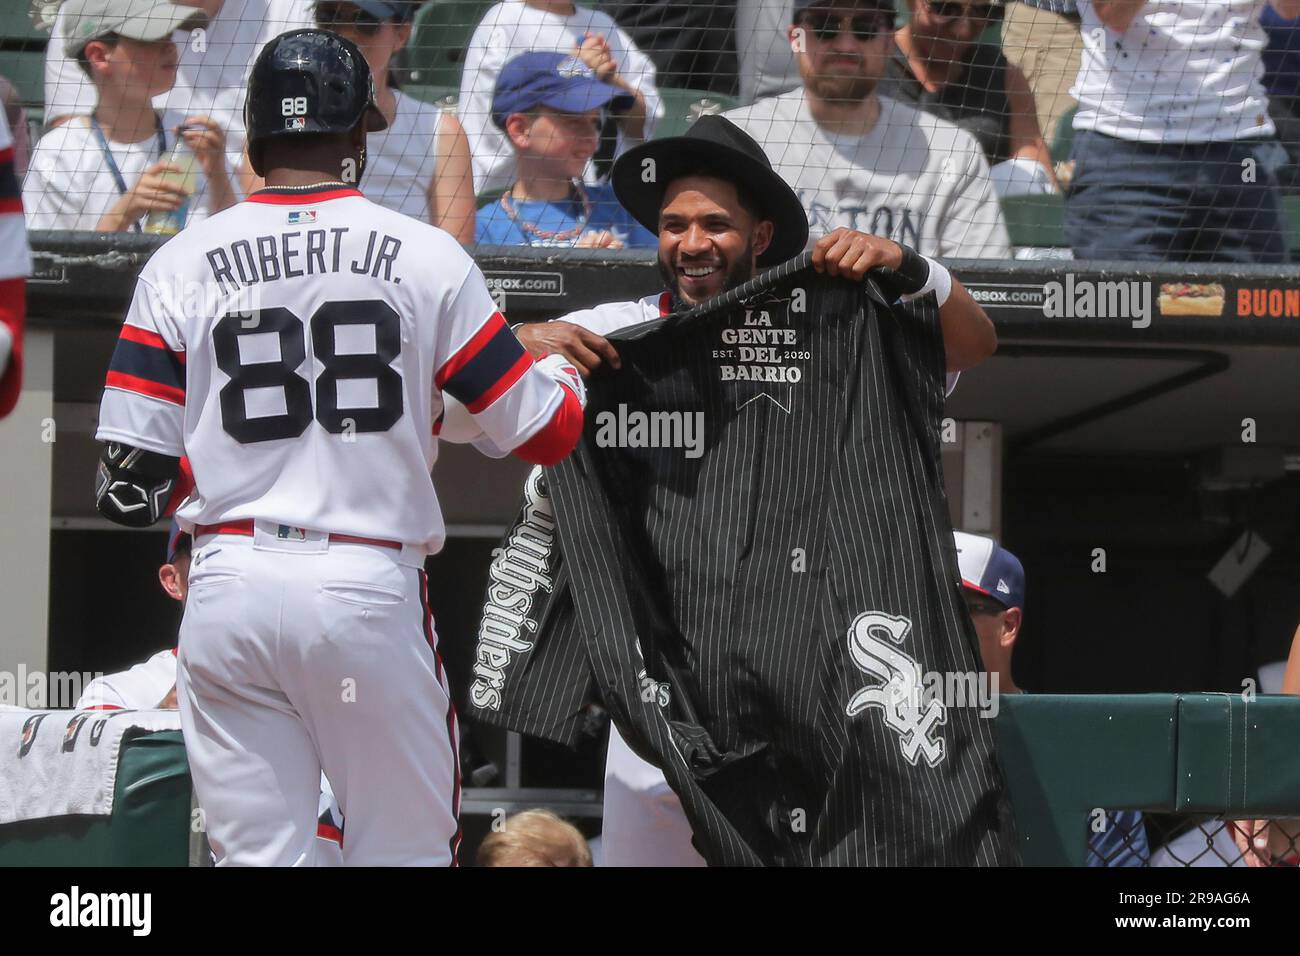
[845, 611, 946, 767]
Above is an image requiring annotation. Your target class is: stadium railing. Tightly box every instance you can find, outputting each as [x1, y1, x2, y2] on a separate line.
[997, 693, 1300, 867]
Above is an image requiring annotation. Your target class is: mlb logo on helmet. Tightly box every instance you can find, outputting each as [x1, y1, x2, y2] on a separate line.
[286, 117, 306, 130]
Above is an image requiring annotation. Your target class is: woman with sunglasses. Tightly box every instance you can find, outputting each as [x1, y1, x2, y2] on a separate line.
[883, 0, 1058, 196]
[240, 1, 476, 242]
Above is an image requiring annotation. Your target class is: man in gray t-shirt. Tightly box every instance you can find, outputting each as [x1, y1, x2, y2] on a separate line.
[725, 0, 1011, 258]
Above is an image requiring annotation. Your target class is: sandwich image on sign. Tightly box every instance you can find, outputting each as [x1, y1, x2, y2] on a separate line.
[1158, 283, 1226, 317]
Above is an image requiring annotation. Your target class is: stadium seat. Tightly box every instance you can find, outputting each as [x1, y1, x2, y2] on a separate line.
[653, 89, 738, 139]
[400, 0, 494, 89]
[1000, 193, 1067, 249]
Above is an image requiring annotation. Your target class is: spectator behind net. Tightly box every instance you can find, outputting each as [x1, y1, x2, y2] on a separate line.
[724, 0, 1011, 258]
[1064, 0, 1298, 265]
[882, 0, 1058, 196]
[22, 0, 237, 232]
[459, 0, 662, 195]
[43, 1, 314, 173]
[476, 51, 656, 249]
[235, 1, 476, 240]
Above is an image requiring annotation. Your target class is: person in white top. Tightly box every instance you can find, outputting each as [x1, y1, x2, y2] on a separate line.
[1065, 0, 1299, 263]
[459, 0, 662, 195]
[238, 1, 475, 239]
[24, 0, 237, 232]
[44, 0, 314, 170]
[724, 0, 1011, 258]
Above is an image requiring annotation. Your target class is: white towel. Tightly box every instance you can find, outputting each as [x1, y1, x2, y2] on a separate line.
[0, 706, 183, 825]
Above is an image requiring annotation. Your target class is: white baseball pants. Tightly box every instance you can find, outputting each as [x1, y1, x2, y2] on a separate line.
[177, 525, 460, 866]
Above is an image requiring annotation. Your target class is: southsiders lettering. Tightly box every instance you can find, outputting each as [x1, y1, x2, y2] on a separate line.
[471, 470, 557, 710]
[1237, 286, 1300, 318]
[204, 228, 403, 293]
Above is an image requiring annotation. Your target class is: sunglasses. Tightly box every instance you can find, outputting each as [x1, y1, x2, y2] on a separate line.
[924, 1, 995, 23]
[797, 11, 894, 42]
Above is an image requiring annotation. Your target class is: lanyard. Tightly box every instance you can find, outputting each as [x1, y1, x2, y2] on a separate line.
[90, 113, 168, 234]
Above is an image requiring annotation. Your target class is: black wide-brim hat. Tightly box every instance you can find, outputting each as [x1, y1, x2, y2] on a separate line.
[611, 115, 809, 266]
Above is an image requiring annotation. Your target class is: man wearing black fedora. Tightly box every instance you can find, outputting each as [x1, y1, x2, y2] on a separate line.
[514, 113, 996, 380]
[499, 113, 998, 866]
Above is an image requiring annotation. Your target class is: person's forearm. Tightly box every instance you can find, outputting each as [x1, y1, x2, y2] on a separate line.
[97, 196, 136, 232]
[1094, 0, 1146, 32]
[938, 278, 997, 372]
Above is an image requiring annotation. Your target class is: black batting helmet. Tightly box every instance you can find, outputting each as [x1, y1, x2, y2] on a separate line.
[244, 29, 387, 175]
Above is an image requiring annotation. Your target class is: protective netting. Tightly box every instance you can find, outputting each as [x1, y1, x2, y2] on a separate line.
[1091, 810, 1300, 868]
[3, 1, 1297, 260]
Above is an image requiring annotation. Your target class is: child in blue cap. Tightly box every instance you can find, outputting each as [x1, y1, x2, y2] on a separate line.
[476, 51, 656, 249]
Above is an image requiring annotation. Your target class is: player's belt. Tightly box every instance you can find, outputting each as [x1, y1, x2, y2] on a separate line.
[193, 520, 403, 551]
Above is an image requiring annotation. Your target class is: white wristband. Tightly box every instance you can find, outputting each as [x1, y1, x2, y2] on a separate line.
[900, 256, 953, 309]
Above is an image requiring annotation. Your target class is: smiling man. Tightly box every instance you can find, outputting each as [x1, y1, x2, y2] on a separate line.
[503, 112, 998, 865]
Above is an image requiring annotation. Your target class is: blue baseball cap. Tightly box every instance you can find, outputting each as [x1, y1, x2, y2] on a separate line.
[491, 51, 635, 130]
[166, 519, 192, 564]
[313, 1, 417, 23]
[953, 531, 1024, 611]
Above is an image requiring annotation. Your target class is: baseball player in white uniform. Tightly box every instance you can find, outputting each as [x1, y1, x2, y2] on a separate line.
[92, 30, 585, 866]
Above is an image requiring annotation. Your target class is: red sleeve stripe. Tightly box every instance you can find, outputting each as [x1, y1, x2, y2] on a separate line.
[119, 323, 185, 362]
[435, 312, 534, 414]
[511, 384, 583, 466]
[82, 704, 123, 711]
[105, 370, 185, 406]
[0, 197, 21, 215]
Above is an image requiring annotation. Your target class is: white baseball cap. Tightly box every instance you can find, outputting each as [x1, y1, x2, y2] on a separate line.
[63, 0, 210, 58]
